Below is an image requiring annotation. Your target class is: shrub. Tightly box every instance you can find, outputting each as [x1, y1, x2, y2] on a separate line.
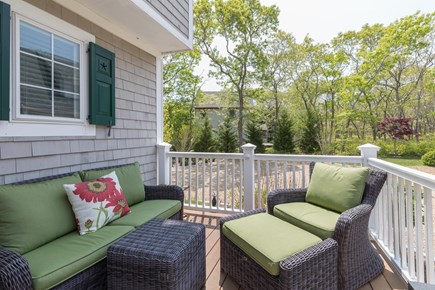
[245, 121, 265, 153]
[193, 116, 217, 152]
[422, 150, 435, 167]
[217, 114, 238, 153]
[300, 110, 320, 153]
[273, 111, 295, 153]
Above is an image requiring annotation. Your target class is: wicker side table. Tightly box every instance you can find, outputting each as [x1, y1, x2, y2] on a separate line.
[107, 218, 205, 290]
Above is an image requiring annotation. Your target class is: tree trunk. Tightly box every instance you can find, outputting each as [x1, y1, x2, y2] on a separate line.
[237, 89, 244, 149]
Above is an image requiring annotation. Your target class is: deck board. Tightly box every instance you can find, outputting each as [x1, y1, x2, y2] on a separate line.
[185, 210, 407, 290]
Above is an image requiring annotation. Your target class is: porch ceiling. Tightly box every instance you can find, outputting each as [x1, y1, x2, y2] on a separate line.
[54, 0, 192, 56]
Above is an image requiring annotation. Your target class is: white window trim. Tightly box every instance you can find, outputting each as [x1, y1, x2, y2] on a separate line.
[0, 0, 96, 137]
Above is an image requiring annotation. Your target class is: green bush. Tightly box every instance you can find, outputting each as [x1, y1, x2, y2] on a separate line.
[330, 137, 435, 157]
[422, 150, 435, 167]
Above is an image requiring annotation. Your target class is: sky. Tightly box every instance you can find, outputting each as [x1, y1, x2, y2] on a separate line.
[198, 0, 435, 91]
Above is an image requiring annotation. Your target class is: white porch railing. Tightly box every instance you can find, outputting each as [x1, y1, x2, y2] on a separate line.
[157, 142, 435, 285]
[368, 158, 435, 285]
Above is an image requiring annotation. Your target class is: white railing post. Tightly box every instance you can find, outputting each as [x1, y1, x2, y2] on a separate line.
[242, 143, 256, 212]
[358, 143, 380, 166]
[157, 142, 172, 184]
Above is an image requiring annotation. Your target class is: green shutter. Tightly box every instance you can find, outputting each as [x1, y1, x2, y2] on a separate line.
[0, 1, 10, 121]
[89, 42, 115, 126]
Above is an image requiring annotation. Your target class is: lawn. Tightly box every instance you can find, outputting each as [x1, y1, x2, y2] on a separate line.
[380, 156, 423, 167]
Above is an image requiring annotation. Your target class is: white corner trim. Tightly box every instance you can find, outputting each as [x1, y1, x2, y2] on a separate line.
[156, 57, 164, 144]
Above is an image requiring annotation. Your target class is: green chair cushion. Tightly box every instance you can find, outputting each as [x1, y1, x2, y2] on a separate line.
[23, 225, 133, 290]
[222, 213, 321, 276]
[305, 163, 370, 213]
[274, 202, 340, 240]
[107, 200, 182, 227]
[80, 162, 145, 206]
[0, 174, 81, 254]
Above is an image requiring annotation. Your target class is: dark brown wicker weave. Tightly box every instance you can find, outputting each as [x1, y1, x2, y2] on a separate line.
[220, 209, 339, 290]
[267, 162, 388, 290]
[107, 218, 206, 290]
[0, 163, 184, 290]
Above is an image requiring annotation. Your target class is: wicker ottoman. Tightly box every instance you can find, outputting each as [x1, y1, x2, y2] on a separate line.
[221, 209, 338, 290]
[107, 218, 205, 290]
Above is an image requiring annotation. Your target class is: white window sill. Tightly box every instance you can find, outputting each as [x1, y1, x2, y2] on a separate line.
[0, 122, 96, 137]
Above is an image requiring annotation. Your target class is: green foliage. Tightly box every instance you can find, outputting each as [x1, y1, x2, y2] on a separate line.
[163, 47, 202, 151]
[193, 116, 217, 152]
[218, 114, 239, 153]
[331, 136, 435, 157]
[422, 150, 435, 167]
[300, 110, 320, 153]
[194, 0, 280, 146]
[245, 121, 265, 153]
[273, 111, 295, 153]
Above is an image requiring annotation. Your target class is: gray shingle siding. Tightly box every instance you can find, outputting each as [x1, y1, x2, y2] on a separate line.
[0, 0, 158, 185]
[145, 0, 190, 38]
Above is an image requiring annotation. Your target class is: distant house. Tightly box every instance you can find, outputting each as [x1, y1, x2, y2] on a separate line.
[194, 91, 239, 129]
[0, 0, 193, 184]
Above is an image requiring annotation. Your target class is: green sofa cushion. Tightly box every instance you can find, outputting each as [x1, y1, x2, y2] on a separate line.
[23, 225, 133, 290]
[0, 174, 81, 254]
[305, 163, 370, 213]
[222, 213, 321, 276]
[108, 200, 182, 227]
[274, 202, 340, 240]
[80, 162, 145, 206]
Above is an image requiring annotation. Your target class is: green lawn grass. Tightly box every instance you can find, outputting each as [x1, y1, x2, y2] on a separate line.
[380, 156, 423, 167]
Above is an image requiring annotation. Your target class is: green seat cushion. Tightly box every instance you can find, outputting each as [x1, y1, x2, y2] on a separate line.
[80, 162, 145, 206]
[306, 163, 370, 213]
[274, 202, 340, 240]
[0, 174, 81, 254]
[23, 225, 133, 290]
[107, 200, 182, 227]
[222, 213, 321, 276]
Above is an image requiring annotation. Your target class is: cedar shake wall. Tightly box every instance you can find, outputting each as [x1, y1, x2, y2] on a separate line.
[145, 0, 190, 38]
[0, 0, 158, 185]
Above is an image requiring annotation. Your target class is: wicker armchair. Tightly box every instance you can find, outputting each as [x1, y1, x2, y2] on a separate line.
[267, 162, 387, 290]
[0, 164, 184, 290]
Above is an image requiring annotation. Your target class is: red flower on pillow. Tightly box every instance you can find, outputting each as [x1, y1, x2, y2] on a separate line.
[105, 188, 130, 216]
[73, 177, 117, 202]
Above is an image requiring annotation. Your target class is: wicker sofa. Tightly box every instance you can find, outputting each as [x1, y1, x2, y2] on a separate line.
[267, 162, 387, 290]
[0, 163, 184, 290]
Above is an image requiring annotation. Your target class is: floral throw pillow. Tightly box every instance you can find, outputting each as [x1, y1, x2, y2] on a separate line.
[63, 171, 130, 235]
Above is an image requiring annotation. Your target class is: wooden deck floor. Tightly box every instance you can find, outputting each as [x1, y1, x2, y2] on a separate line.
[184, 210, 408, 290]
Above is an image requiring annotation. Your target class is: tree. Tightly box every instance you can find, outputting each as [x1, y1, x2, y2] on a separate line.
[218, 114, 239, 152]
[260, 31, 295, 122]
[193, 116, 217, 152]
[273, 111, 295, 153]
[300, 110, 320, 153]
[377, 117, 415, 155]
[194, 0, 279, 147]
[245, 121, 265, 153]
[163, 48, 202, 151]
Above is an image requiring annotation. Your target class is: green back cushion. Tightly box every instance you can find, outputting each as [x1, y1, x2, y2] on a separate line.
[0, 174, 81, 254]
[80, 162, 145, 206]
[306, 163, 370, 213]
[222, 213, 321, 276]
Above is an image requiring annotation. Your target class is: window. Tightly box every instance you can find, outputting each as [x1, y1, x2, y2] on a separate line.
[19, 21, 80, 119]
[15, 16, 83, 122]
[0, 0, 96, 137]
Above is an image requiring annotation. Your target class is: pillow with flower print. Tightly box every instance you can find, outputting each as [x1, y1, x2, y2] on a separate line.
[63, 171, 130, 235]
